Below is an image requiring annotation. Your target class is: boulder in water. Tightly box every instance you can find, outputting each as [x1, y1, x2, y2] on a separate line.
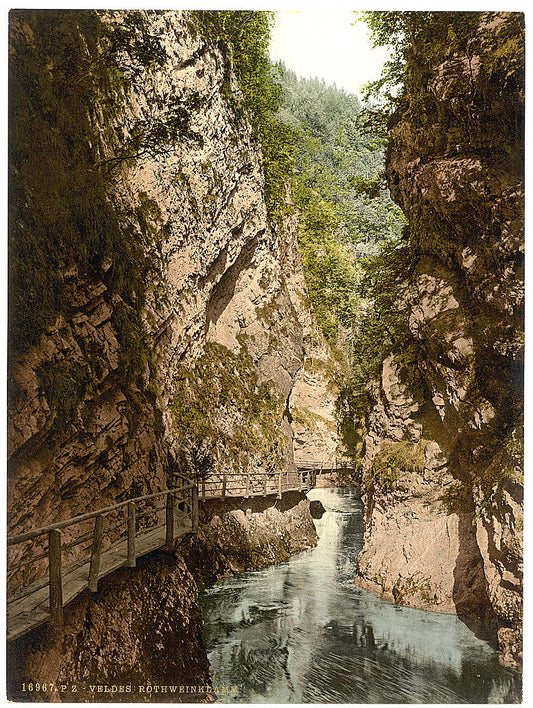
[310, 499, 326, 519]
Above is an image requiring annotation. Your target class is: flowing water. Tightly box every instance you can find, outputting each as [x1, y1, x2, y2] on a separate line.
[200, 487, 521, 703]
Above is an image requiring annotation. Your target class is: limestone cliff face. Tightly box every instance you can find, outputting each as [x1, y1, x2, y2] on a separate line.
[355, 12, 524, 666]
[283, 208, 341, 465]
[7, 10, 332, 589]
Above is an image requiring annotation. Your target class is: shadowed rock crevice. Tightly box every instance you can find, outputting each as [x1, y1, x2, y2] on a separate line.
[452, 512, 496, 642]
[205, 230, 263, 329]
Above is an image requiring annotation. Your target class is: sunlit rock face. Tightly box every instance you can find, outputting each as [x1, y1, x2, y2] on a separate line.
[7, 9, 336, 693]
[8, 9, 335, 560]
[356, 12, 524, 666]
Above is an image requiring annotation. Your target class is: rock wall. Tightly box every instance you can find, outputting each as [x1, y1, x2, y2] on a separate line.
[7, 492, 318, 702]
[7, 10, 335, 587]
[286, 239, 341, 464]
[355, 12, 524, 667]
[183, 491, 319, 586]
[7, 9, 338, 694]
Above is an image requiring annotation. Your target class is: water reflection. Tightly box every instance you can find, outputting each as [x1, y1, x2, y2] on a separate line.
[201, 487, 521, 703]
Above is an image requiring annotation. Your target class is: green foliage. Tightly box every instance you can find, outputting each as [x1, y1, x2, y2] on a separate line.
[357, 11, 524, 134]
[438, 480, 473, 515]
[37, 359, 93, 431]
[193, 11, 298, 224]
[476, 420, 524, 503]
[274, 67, 408, 458]
[260, 117, 299, 222]
[277, 67, 404, 346]
[355, 10, 414, 127]
[347, 174, 384, 198]
[392, 573, 435, 606]
[350, 235, 413, 383]
[112, 302, 149, 386]
[101, 94, 205, 169]
[175, 438, 215, 481]
[102, 10, 168, 76]
[335, 383, 371, 463]
[170, 343, 286, 472]
[363, 440, 425, 494]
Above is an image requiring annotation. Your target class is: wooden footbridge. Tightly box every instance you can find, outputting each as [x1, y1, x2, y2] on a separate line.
[7, 459, 352, 643]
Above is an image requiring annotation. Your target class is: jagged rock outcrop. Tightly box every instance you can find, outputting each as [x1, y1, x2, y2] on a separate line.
[355, 12, 524, 667]
[285, 212, 341, 465]
[183, 491, 318, 585]
[289, 343, 340, 466]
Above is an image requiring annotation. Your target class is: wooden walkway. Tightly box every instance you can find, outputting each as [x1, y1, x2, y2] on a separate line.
[195, 459, 353, 501]
[7, 514, 193, 642]
[7, 459, 352, 642]
[7, 481, 196, 642]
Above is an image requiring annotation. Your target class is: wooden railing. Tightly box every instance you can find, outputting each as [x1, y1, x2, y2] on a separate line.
[196, 468, 311, 501]
[7, 477, 196, 639]
[7, 461, 352, 641]
[295, 457, 354, 472]
[195, 460, 354, 502]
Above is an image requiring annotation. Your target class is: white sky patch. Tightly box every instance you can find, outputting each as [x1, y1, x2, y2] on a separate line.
[269, 11, 391, 100]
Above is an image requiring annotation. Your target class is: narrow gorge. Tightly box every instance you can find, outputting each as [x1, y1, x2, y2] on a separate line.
[7, 9, 523, 704]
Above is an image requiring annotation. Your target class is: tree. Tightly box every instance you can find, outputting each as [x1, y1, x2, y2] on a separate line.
[176, 436, 215, 483]
[276, 65, 404, 347]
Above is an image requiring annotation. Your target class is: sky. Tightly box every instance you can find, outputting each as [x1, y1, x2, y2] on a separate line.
[269, 11, 391, 100]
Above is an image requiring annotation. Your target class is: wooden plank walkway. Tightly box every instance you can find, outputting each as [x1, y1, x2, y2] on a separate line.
[7, 462, 345, 642]
[7, 514, 193, 642]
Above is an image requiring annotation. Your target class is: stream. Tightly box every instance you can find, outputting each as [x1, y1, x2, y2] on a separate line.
[200, 487, 521, 703]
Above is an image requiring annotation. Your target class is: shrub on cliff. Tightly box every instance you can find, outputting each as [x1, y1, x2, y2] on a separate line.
[358, 11, 524, 135]
[363, 440, 426, 494]
[192, 11, 297, 225]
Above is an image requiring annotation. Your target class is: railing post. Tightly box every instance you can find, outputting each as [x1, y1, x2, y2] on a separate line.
[165, 493, 175, 550]
[191, 484, 199, 532]
[245, 475, 250, 498]
[127, 502, 136, 568]
[48, 529, 63, 626]
[263, 475, 267, 497]
[88, 514, 104, 592]
[176, 474, 183, 511]
[222, 474, 227, 500]
[278, 469, 282, 499]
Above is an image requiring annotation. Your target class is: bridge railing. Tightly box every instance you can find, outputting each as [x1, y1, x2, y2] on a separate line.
[294, 457, 354, 471]
[7, 476, 196, 625]
[196, 460, 355, 501]
[196, 468, 309, 501]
